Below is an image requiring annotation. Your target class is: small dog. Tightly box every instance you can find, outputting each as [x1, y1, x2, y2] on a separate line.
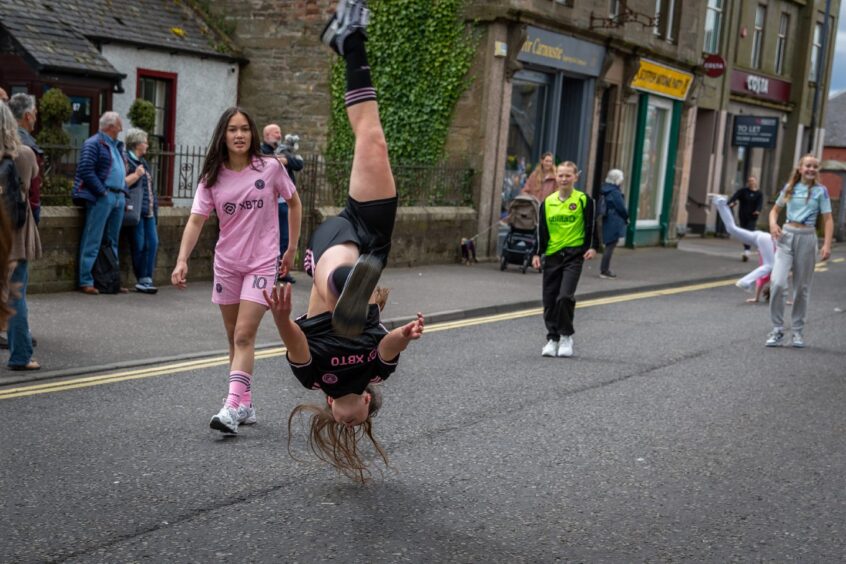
[460, 238, 478, 265]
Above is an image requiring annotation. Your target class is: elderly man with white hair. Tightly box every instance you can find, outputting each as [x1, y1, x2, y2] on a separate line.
[72, 111, 135, 294]
[598, 168, 629, 279]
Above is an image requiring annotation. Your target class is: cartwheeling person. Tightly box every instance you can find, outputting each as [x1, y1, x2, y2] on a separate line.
[711, 194, 775, 303]
[263, 0, 425, 482]
[171, 106, 302, 435]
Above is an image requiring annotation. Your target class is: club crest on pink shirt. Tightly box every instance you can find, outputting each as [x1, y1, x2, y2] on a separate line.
[322, 373, 339, 384]
[255, 179, 265, 190]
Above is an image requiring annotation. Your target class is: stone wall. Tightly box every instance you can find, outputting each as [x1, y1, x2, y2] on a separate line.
[205, 0, 337, 155]
[29, 205, 476, 294]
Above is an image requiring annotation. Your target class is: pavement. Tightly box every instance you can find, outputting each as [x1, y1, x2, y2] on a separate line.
[0, 235, 821, 385]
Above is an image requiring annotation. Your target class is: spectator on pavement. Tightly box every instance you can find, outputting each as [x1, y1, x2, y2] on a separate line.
[0, 102, 42, 370]
[765, 154, 833, 349]
[261, 123, 303, 283]
[171, 106, 302, 437]
[598, 168, 628, 279]
[521, 152, 556, 203]
[263, 4, 425, 482]
[72, 111, 131, 295]
[532, 161, 597, 359]
[8, 94, 43, 225]
[728, 176, 763, 262]
[124, 128, 159, 294]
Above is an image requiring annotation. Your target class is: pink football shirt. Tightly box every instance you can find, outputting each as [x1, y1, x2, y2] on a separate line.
[192, 157, 296, 271]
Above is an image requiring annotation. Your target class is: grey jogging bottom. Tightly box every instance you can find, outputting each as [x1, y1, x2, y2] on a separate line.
[769, 225, 818, 332]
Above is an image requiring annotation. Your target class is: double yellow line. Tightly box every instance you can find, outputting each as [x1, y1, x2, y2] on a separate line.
[0, 276, 802, 400]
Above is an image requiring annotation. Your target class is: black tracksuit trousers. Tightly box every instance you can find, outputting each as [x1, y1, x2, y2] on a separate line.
[541, 247, 584, 341]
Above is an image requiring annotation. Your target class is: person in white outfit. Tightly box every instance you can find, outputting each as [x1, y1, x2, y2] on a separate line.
[711, 195, 775, 300]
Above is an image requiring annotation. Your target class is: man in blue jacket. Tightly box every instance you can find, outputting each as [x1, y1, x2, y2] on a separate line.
[72, 111, 130, 294]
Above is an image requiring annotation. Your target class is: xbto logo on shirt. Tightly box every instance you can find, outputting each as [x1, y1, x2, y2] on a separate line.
[222, 202, 237, 215]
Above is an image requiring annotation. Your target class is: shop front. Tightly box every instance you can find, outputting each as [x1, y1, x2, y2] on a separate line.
[503, 26, 605, 207]
[725, 70, 791, 206]
[622, 59, 693, 247]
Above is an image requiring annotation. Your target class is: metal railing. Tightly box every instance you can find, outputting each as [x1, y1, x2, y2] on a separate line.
[37, 144, 475, 215]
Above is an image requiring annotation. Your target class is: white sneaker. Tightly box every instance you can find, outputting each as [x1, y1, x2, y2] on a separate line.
[210, 405, 239, 434]
[237, 404, 257, 425]
[542, 339, 558, 357]
[557, 335, 574, 357]
[735, 279, 754, 292]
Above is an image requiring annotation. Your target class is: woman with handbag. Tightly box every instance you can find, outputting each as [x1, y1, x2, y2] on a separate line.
[124, 128, 159, 294]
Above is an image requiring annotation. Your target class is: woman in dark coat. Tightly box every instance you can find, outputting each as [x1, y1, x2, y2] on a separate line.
[599, 169, 629, 279]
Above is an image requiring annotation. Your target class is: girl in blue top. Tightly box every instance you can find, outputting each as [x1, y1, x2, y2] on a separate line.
[765, 154, 833, 348]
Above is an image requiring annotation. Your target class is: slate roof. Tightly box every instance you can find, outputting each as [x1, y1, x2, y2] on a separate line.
[825, 91, 846, 148]
[0, 0, 239, 78]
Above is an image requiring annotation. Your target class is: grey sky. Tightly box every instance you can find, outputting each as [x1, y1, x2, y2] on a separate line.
[830, 1, 846, 94]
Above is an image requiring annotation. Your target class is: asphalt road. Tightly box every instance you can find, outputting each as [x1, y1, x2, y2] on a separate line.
[2, 262, 844, 563]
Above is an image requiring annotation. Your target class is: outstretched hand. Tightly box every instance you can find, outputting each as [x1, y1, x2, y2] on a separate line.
[263, 282, 294, 322]
[401, 312, 425, 340]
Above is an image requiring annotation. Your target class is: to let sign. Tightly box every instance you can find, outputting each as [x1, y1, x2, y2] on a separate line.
[732, 115, 779, 148]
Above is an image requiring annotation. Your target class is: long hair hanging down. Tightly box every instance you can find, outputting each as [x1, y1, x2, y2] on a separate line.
[198, 106, 262, 189]
[782, 153, 818, 203]
[287, 384, 388, 483]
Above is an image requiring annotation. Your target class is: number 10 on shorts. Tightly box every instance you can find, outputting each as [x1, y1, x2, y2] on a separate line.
[252, 276, 268, 290]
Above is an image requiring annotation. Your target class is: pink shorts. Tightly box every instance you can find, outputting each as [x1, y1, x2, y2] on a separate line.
[212, 263, 277, 306]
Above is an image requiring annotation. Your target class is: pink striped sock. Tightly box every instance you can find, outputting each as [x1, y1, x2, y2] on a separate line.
[225, 371, 251, 409]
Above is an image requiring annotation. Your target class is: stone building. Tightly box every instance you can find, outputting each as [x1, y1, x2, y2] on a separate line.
[173, 0, 841, 251]
[688, 0, 842, 234]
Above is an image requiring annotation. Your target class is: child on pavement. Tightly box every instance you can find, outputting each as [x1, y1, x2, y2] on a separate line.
[171, 106, 302, 435]
[263, 0, 425, 482]
[531, 161, 596, 358]
[765, 154, 833, 348]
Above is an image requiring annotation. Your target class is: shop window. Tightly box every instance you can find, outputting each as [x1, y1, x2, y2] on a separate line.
[637, 97, 672, 224]
[64, 96, 94, 148]
[775, 13, 789, 75]
[703, 0, 723, 54]
[504, 71, 552, 206]
[751, 5, 766, 69]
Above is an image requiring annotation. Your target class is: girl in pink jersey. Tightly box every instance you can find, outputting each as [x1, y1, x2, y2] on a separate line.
[263, 0, 425, 482]
[171, 107, 302, 435]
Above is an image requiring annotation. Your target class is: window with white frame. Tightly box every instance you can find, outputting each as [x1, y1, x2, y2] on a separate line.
[810, 21, 823, 81]
[610, 0, 622, 20]
[751, 5, 766, 69]
[703, 0, 723, 54]
[654, 0, 679, 42]
[775, 13, 789, 75]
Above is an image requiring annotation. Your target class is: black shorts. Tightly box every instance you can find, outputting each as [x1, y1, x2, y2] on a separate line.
[304, 195, 397, 276]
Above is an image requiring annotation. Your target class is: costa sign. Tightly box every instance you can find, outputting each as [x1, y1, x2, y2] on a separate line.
[703, 54, 726, 78]
[730, 69, 791, 103]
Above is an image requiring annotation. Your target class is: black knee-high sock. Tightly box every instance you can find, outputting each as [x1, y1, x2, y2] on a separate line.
[344, 32, 376, 107]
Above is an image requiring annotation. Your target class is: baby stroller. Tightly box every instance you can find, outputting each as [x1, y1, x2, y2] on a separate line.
[500, 194, 539, 274]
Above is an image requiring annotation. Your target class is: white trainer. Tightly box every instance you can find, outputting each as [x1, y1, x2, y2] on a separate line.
[557, 335, 574, 357]
[542, 339, 558, 357]
[237, 404, 257, 425]
[210, 405, 239, 434]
